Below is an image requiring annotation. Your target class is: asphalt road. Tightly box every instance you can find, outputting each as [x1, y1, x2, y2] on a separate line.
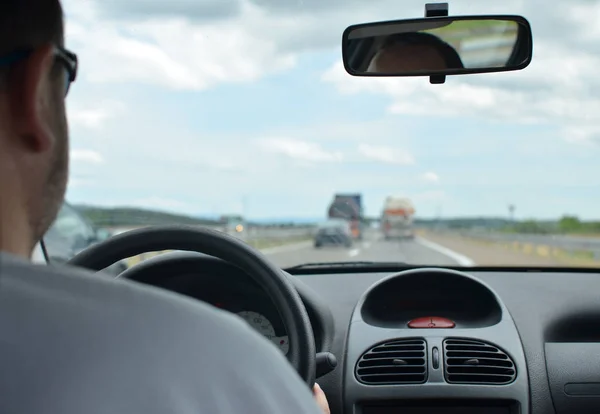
[262, 232, 474, 268]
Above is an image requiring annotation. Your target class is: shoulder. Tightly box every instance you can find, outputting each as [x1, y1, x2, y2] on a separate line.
[2, 251, 261, 345]
[0, 253, 321, 414]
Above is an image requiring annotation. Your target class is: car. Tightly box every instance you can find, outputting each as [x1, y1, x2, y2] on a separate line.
[314, 219, 354, 248]
[36, 202, 128, 275]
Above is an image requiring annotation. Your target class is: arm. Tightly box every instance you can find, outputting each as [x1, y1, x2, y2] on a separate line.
[0, 258, 328, 414]
[116, 284, 327, 414]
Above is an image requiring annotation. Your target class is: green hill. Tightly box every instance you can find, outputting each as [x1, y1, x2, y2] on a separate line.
[75, 205, 219, 228]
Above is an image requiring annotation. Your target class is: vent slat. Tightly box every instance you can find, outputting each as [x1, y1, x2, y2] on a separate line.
[358, 364, 424, 370]
[359, 374, 427, 383]
[356, 339, 427, 385]
[446, 350, 508, 359]
[381, 340, 425, 345]
[446, 345, 498, 351]
[446, 357, 513, 367]
[373, 345, 424, 352]
[363, 351, 425, 359]
[359, 358, 425, 367]
[443, 339, 516, 385]
[447, 366, 515, 374]
[357, 366, 426, 375]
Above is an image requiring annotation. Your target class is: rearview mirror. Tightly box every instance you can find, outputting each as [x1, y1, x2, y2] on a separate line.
[342, 15, 533, 77]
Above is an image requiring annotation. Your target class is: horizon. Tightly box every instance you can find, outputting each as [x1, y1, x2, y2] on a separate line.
[74, 203, 598, 223]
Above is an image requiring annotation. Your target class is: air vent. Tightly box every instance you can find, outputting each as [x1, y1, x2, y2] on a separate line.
[443, 338, 516, 385]
[355, 339, 427, 384]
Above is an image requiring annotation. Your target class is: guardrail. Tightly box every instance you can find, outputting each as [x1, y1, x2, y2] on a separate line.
[445, 229, 600, 261]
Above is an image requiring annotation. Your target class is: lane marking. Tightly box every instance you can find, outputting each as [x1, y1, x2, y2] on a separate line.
[261, 241, 312, 255]
[415, 237, 475, 266]
[348, 249, 360, 257]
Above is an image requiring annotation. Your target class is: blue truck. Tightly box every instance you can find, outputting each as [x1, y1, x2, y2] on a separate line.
[327, 193, 364, 239]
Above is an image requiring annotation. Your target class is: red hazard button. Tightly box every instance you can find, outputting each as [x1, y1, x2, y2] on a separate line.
[407, 316, 456, 329]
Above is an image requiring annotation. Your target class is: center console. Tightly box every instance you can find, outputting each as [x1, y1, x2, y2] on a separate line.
[343, 268, 529, 414]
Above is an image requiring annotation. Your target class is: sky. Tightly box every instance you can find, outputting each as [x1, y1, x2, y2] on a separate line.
[61, 0, 600, 221]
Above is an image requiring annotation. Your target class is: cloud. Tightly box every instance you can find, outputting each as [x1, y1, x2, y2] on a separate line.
[69, 108, 110, 129]
[561, 125, 600, 145]
[422, 172, 440, 183]
[95, 0, 242, 21]
[258, 137, 344, 163]
[68, 100, 126, 129]
[70, 149, 105, 164]
[322, 39, 600, 146]
[74, 0, 543, 92]
[358, 144, 415, 165]
[64, 0, 297, 91]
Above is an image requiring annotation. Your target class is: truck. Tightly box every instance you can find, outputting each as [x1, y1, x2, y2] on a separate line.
[327, 193, 364, 239]
[381, 196, 415, 240]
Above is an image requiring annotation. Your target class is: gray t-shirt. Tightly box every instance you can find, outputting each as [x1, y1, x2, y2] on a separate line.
[0, 252, 323, 414]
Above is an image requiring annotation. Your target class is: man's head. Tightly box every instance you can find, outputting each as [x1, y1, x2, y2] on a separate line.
[0, 0, 75, 258]
[367, 32, 464, 73]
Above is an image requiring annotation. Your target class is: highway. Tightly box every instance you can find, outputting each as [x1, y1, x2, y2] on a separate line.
[108, 226, 476, 268]
[106, 225, 600, 269]
[247, 232, 473, 268]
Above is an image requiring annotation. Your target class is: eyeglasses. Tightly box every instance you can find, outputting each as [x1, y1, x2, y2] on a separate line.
[0, 46, 78, 96]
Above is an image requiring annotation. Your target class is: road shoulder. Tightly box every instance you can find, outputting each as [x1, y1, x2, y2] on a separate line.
[420, 231, 563, 266]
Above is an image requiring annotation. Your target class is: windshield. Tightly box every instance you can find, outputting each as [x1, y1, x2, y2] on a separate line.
[43, 0, 600, 270]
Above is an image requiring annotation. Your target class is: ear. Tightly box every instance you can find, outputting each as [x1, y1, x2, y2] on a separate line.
[9, 44, 57, 154]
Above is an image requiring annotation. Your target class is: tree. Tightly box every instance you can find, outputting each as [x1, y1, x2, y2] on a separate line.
[558, 215, 581, 233]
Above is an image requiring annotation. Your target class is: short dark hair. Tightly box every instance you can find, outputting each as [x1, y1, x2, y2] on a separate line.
[0, 0, 64, 54]
[381, 31, 465, 69]
[0, 0, 64, 85]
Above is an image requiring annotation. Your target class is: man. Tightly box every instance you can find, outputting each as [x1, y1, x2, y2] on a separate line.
[367, 31, 464, 73]
[0, 1, 330, 413]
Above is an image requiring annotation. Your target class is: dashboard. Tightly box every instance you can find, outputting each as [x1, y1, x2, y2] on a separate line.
[136, 270, 292, 354]
[123, 254, 335, 356]
[126, 252, 600, 414]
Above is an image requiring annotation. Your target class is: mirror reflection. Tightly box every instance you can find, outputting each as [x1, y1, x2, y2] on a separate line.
[345, 18, 529, 75]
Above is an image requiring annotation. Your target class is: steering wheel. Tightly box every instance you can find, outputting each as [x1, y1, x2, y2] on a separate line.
[67, 225, 317, 386]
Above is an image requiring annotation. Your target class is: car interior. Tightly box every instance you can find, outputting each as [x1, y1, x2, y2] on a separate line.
[73, 224, 600, 414]
[36, 3, 598, 414]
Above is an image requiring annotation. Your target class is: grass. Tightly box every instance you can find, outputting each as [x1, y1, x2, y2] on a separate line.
[466, 236, 600, 267]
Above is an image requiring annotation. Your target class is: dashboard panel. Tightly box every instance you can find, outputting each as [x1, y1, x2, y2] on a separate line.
[121, 253, 334, 354]
[147, 271, 291, 354]
[121, 251, 600, 414]
[343, 268, 528, 414]
[291, 268, 600, 414]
